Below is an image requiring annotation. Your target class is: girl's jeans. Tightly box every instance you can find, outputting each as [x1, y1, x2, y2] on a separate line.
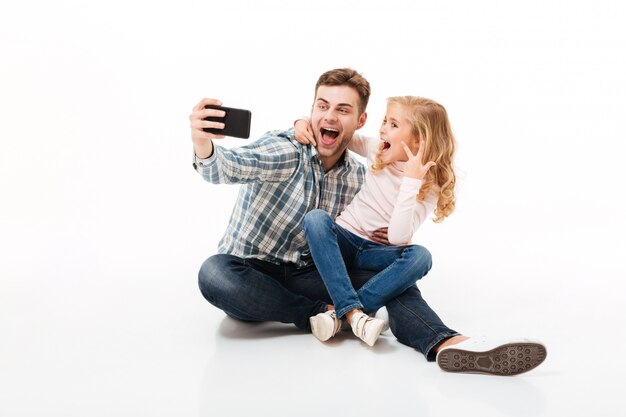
[198, 213, 459, 361]
[303, 209, 433, 318]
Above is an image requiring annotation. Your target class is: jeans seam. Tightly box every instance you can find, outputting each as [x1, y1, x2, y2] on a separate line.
[425, 332, 461, 361]
[333, 222, 365, 254]
[356, 245, 406, 294]
[394, 296, 438, 334]
[393, 297, 459, 360]
[358, 270, 382, 294]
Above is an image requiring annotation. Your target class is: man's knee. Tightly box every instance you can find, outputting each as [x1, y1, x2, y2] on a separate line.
[198, 254, 240, 303]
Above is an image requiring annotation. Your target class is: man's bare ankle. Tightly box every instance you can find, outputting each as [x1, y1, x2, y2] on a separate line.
[435, 335, 469, 352]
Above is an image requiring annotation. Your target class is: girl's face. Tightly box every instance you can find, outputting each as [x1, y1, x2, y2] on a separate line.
[377, 102, 418, 164]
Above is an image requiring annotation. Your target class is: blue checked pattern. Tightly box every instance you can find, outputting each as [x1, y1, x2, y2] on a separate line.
[194, 128, 365, 267]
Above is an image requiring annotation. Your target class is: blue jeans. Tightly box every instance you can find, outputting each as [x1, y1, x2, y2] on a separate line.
[303, 209, 433, 318]
[198, 252, 459, 360]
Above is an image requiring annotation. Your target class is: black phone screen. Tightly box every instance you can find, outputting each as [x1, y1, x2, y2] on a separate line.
[203, 105, 252, 139]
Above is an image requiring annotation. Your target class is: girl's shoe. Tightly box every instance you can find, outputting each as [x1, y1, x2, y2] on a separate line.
[374, 307, 390, 333]
[350, 312, 384, 347]
[310, 310, 342, 342]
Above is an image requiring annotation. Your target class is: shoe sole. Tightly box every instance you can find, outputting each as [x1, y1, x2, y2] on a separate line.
[437, 342, 547, 376]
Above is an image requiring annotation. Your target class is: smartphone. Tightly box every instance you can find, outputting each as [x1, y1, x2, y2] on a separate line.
[203, 105, 252, 139]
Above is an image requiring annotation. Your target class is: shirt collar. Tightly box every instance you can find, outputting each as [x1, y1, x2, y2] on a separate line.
[310, 147, 352, 169]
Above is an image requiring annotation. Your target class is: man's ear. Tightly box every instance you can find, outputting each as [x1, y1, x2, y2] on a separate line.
[357, 112, 367, 129]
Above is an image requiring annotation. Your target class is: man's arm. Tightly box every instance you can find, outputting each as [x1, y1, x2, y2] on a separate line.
[194, 135, 300, 184]
[190, 99, 300, 185]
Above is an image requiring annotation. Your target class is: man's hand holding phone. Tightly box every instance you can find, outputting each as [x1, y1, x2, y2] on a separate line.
[190, 98, 252, 159]
[190, 98, 226, 159]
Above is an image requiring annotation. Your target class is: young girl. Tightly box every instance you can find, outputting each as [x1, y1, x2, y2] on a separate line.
[295, 96, 457, 346]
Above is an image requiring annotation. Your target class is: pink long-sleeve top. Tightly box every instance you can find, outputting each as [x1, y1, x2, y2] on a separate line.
[335, 134, 439, 246]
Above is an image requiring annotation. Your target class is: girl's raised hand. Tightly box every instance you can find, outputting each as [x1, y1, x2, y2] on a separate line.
[294, 119, 316, 146]
[402, 139, 436, 180]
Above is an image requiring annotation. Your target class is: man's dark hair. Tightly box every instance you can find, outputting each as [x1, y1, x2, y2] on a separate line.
[315, 68, 371, 115]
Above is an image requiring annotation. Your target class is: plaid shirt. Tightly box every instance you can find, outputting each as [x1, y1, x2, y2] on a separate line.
[194, 128, 365, 267]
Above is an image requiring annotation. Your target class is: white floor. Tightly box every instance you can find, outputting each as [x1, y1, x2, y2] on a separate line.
[1, 216, 624, 416]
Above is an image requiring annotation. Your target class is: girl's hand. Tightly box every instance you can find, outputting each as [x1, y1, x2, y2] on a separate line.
[402, 139, 436, 180]
[294, 119, 316, 146]
[370, 228, 390, 245]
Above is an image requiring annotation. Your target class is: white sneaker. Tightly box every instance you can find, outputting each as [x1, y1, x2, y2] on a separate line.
[310, 310, 342, 342]
[350, 312, 385, 347]
[436, 337, 547, 376]
[374, 307, 390, 333]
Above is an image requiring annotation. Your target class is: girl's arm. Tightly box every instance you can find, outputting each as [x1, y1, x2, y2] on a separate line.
[294, 117, 371, 157]
[294, 117, 316, 145]
[347, 133, 372, 157]
[387, 140, 439, 244]
[387, 181, 438, 245]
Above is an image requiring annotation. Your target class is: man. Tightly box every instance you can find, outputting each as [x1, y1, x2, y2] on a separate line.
[189, 68, 546, 376]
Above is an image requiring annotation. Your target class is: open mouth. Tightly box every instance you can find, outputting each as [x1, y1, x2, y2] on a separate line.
[379, 139, 391, 152]
[320, 127, 340, 145]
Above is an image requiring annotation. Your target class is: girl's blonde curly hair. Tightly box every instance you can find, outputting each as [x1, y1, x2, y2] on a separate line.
[372, 96, 457, 222]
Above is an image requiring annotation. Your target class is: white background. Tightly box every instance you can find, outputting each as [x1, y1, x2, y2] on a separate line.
[1, 1, 625, 416]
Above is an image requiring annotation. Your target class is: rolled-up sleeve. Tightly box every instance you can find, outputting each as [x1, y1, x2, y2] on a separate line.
[193, 131, 301, 185]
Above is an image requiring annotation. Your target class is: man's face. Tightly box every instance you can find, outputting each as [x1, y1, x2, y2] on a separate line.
[310, 85, 367, 169]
